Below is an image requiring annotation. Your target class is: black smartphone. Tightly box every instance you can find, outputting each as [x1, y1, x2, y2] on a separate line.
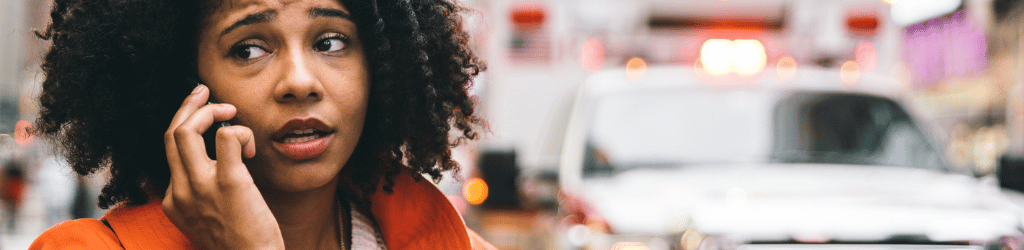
[190, 78, 231, 160]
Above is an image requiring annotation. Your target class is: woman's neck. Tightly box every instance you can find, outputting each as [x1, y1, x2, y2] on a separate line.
[261, 179, 343, 250]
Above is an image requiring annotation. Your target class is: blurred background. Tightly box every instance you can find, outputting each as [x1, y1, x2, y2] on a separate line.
[5, 0, 1024, 249]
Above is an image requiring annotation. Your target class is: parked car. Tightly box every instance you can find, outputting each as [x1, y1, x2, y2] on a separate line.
[555, 65, 1024, 250]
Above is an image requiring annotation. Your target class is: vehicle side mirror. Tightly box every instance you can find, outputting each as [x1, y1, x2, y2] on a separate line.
[996, 154, 1024, 193]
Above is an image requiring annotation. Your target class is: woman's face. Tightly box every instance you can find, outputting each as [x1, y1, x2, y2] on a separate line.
[196, 0, 369, 192]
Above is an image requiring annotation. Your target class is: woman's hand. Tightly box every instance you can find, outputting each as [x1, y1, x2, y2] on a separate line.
[162, 84, 284, 250]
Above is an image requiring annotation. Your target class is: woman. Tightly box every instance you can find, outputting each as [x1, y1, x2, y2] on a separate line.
[29, 0, 492, 249]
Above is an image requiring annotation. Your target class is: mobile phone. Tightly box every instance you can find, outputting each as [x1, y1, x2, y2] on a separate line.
[190, 78, 231, 160]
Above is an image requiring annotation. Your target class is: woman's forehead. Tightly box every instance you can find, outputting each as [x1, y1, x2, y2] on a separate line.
[211, 0, 347, 18]
[205, 0, 349, 32]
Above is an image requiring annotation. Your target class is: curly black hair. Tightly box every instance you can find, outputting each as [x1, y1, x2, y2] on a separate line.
[34, 0, 484, 209]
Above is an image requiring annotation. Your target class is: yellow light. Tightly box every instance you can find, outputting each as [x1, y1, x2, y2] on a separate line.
[610, 242, 651, 250]
[776, 56, 798, 81]
[699, 39, 766, 76]
[882, 0, 894, 5]
[700, 39, 734, 76]
[680, 230, 704, 250]
[462, 177, 489, 205]
[732, 39, 767, 76]
[840, 61, 860, 85]
[625, 57, 647, 82]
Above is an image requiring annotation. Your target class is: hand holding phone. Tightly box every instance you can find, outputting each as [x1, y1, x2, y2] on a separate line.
[163, 81, 281, 250]
[191, 79, 231, 160]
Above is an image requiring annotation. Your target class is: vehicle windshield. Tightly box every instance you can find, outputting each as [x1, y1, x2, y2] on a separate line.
[583, 89, 950, 176]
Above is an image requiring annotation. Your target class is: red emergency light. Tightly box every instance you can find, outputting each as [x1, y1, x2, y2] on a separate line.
[846, 13, 879, 35]
[511, 3, 545, 28]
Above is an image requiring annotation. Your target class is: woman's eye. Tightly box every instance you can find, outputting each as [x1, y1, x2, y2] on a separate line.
[314, 37, 346, 52]
[233, 45, 268, 60]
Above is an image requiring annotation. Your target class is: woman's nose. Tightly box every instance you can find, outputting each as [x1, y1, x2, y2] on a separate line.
[274, 49, 323, 103]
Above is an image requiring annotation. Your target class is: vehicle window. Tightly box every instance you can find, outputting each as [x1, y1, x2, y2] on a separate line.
[583, 90, 774, 175]
[582, 90, 950, 176]
[769, 93, 949, 171]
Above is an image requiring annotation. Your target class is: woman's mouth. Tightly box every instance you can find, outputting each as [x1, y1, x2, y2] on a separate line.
[272, 119, 334, 161]
[282, 129, 324, 143]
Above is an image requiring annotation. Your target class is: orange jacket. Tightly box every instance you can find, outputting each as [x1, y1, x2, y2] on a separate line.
[29, 172, 497, 250]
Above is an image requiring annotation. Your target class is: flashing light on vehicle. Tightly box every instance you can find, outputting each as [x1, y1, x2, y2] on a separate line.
[854, 42, 877, 73]
[510, 3, 545, 28]
[841, 61, 860, 85]
[699, 39, 766, 76]
[700, 39, 733, 75]
[846, 13, 880, 35]
[732, 40, 766, 76]
[582, 38, 605, 72]
[462, 177, 489, 205]
[776, 56, 798, 81]
[626, 57, 648, 82]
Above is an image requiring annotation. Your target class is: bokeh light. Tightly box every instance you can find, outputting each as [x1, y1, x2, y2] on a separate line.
[566, 224, 591, 247]
[582, 38, 605, 72]
[840, 61, 860, 84]
[699, 39, 766, 76]
[732, 39, 767, 76]
[462, 177, 489, 205]
[854, 42, 877, 73]
[700, 39, 734, 75]
[14, 120, 33, 146]
[626, 57, 648, 82]
[776, 56, 798, 81]
[680, 230, 704, 250]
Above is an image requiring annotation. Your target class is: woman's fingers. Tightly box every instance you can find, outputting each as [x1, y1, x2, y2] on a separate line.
[173, 102, 237, 178]
[214, 125, 257, 186]
[161, 86, 284, 250]
[165, 85, 211, 191]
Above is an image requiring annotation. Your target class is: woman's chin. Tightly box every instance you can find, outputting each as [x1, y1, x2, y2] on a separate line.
[247, 161, 341, 194]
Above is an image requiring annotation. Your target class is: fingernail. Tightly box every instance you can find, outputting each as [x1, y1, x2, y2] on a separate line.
[192, 85, 204, 94]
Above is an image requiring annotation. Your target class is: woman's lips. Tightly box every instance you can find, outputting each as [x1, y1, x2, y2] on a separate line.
[273, 132, 333, 161]
[271, 118, 334, 161]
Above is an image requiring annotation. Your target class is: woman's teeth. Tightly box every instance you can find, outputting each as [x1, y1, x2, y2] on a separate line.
[283, 129, 319, 143]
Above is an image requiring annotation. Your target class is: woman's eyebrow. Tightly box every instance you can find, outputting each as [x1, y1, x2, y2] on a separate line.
[309, 7, 352, 20]
[219, 10, 277, 38]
